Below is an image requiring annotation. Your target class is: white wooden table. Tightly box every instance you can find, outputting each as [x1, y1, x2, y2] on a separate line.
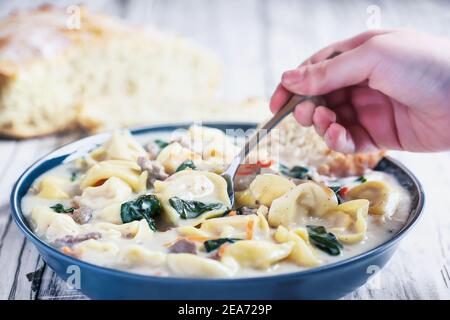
[1, 0, 449, 300]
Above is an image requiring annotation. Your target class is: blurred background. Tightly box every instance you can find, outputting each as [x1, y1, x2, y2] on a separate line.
[0, 0, 449, 300]
[1, 0, 449, 100]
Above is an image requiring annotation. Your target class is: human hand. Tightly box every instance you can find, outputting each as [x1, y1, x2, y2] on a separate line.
[270, 30, 450, 153]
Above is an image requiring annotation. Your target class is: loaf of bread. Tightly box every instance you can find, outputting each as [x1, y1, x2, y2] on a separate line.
[0, 5, 222, 138]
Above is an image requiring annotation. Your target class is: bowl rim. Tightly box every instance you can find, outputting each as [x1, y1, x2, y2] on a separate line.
[10, 121, 426, 284]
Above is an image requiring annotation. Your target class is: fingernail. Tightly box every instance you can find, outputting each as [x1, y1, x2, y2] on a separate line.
[282, 68, 304, 85]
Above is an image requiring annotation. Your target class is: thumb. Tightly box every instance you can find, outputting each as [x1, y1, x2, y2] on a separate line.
[281, 42, 380, 95]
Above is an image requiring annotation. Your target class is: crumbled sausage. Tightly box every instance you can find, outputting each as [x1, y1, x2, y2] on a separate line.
[70, 206, 93, 224]
[137, 156, 169, 186]
[52, 232, 101, 248]
[168, 239, 197, 254]
[237, 206, 258, 215]
[145, 141, 162, 160]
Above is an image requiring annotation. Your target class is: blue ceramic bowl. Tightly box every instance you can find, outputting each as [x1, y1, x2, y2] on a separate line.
[10, 122, 425, 300]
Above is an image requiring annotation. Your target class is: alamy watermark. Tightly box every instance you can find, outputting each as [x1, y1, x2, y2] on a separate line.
[66, 5, 81, 30]
[366, 4, 382, 29]
[366, 264, 383, 290]
[66, 264, 81, 290]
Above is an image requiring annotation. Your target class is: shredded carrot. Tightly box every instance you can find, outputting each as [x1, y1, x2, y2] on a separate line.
[227, 210, 237, 216]
[93, 179, 107, 187]
[163, 241, 175, 247]
[218, 244, 228, 257]
[246, 219, 255, 240]
[61, 246, 74, 255]
[163, 236, 181, 247]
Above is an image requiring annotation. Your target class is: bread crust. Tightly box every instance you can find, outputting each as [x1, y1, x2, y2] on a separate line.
[0, 5, 222, 138]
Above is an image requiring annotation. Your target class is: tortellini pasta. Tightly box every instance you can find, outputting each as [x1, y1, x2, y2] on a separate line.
[268, 181, 337, 228]
[31, 206, 80, 240]
[80, 160, 148, 192]
[36, 176, 70, 199]
[73, 240, 121, 266]
[346, 181, 399, 217]
[90, 130, 147, 162]
[236, 174, 295, 207]
[188, 125, 238, 170]
[156, 142, 201, 174]
[327, 199, 369, 244]
[95, 203, 122, 224]
[93, 220, 144, 239]
[220, 240, 294, 270]
[167, 253, 236, 278]
[199, 209, 270, 240]
[162, 125, 239, 174]
[117, 245, 166, 268]
[23, 126, 409, 279]
[77, 177, 132, 209]
[154, 170, 231, 226]
[132, 219, 155, 242]
[274, 226, 321, 267]
[176, 225, 211, 238]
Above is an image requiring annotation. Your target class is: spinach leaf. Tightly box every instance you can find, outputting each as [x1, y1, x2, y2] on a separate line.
[330, 186, 344, 204]
[280, 164, 310, 179]
[154, 139, 169, 149]
[176, 160, 196, 172]
[121, 195, 161, 231]
[169, 197, 227, 219]
[50, 204, 75, 213]
[307, 225, 343, 256]
[355, 175, 367, 183]
[204, 238, 241, 252]
[70, 171, 78, 182]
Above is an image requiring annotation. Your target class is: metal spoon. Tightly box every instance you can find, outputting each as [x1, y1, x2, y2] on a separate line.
[221, 94, 324, 206]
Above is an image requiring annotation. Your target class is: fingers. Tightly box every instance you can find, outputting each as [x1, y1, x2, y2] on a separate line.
[312, 106, 336, 135]
[323, 122, 379, 154]
[281, 42, 381, 96]
[323, 89, 348, 107]
[324, 123, 355, 154]
[351, 86, 402, 149]
[269, 84, 292, 113]
[293, 104, 350, 152]
[293, 103, 379, 154]
[270, 30, 392, 154]
[303, 30, 391, 65]
[270, 30, 391, 113]
[293, 100, 316, 126]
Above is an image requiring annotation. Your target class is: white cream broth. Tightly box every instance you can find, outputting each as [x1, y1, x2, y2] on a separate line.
[21, 127, 410, 278]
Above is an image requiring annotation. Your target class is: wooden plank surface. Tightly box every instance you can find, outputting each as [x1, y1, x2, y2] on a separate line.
[0, 0, 449, 300]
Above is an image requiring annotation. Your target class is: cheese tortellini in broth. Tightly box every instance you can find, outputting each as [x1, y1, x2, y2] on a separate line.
[22, 126, 409, 278]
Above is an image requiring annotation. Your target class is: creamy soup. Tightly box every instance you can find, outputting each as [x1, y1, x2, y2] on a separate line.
[22, 126, 410, 278]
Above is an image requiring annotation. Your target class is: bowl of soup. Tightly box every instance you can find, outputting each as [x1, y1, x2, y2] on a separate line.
[10, 122, 424, 299]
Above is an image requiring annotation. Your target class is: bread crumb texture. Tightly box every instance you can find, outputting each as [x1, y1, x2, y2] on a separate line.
[261, 115, 384, 177]
[0, 5, 222, 138]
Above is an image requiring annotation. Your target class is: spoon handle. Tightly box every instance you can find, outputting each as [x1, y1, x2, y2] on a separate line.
[224, 94, 323, 177]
